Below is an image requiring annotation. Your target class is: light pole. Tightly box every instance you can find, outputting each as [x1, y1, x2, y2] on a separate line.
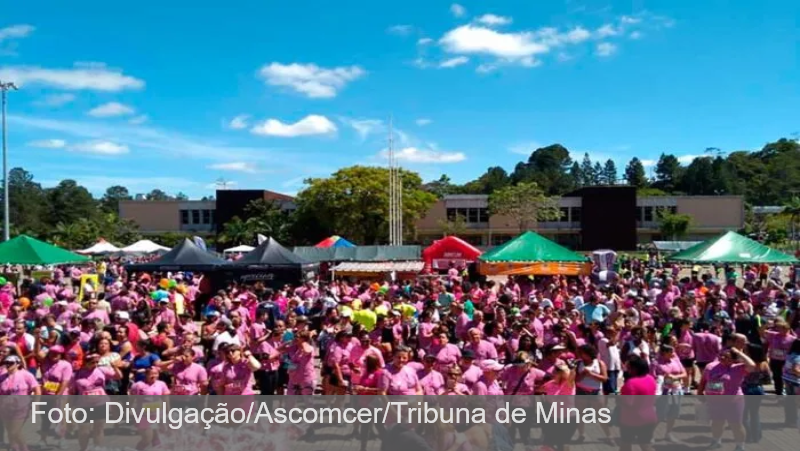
[1, 80, 18, 242]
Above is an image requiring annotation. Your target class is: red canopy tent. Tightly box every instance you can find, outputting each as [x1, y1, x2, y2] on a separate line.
[422, 236, 482, 270]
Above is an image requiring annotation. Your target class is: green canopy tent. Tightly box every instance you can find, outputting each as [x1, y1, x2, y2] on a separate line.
[0, 235, 91, 265]
[667, 231, 799, 264]
[478, 231, 592, 276]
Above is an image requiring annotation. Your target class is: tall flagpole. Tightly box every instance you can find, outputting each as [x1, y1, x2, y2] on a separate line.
[1, 81, 18, 242]
[388, 116, 395, 245]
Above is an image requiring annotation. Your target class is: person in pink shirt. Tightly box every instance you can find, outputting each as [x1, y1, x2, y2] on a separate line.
[699, 347, 756, 451]
[619, 356, 658, 451]
[0, 355, 40, 451]
[287, 330, 316, 395]
[130, 366, 171, 450]
[350, 331, 384, 386]
[169, 348, 208, 396]
[473, 359, 504, 395]
[323, 331, 352, 395]
[382, 346, 422, 395]
[539, 363, 579, 449]
[418, 354, 445, 395]
[463, 328, 498, 364]
[83, 299, 110, 325]
[674, 319, 696, 388]
[431, 329, 461, 372]
[763, 318, 796, 395]
[651, 344, 687, 442]
[220, 344, 260, 395]
[70, 354, 120, 451]
[693, 321, 722, 372]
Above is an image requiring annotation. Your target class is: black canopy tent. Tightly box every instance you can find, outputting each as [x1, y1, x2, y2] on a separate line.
[220, 237, 318, 286]
[126, 239, 227, 272]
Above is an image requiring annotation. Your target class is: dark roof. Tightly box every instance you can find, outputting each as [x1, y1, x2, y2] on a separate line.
[127, 238, 227, 271]
[231, 237, 313, 268]
[293, 245, 422, 262]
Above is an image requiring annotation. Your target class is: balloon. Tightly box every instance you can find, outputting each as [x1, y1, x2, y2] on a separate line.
[43, 297, 54, 308]
[377, 286, 388, 295]
[19, 297, 30, 310]
[159, 279, 170, 289]
[0, 277, 6, 286]
[168, 280, 178, 289]
[151, 292, 160, 300]
[177, 285, 187, 294]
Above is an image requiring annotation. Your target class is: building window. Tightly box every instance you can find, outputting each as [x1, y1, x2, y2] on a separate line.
[192, 210, 200, 224]
[559, 207, 569, 222]
[571, 207, 581, 223]
[644, 206, 654, 222]
[180, 210, 189, 225]
[447, 208, 456, 221]
[468, 208, 479, 223]
[669, 206, 677, 215]
[636, 207, 643, 223]
[202, 209, 211, 224]
[462, 235, 483, 246]
[479, 208, 489, 223]
[209, 210, 215, 225]
[446, 208, 489, 224]
[492, 235, 512, 246]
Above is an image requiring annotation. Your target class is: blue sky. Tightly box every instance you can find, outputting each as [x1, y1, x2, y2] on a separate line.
[1, 0, 798, 198]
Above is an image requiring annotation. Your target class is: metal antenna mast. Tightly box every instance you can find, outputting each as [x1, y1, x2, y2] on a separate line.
[387, 116, 403, 246]
[1, 80, 18, 242]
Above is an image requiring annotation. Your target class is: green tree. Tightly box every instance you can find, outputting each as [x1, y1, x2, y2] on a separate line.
[3, 167, 47, 237]
[580, 153, 597, 186]
[100, 185, 131, 213]
[46, 180, 98, 228]
[219, 216, 251, 246]
[624, 157, 648, 188]
[601, 159, 617, 185]
[653, 154, 682, 192]
[488, 182, 560, 231]
[293, 166, 437, 244]
[461, 166, 511, 194]
[679, 157, 716, 194]
[569, 161, 583, 188]
[510, 144, 574, 195]
[146, 189, 171, 201]
[438, 214, 468, 237]
[242, 199, 292, 243]
[657, 210, 693, 240]
[175, 192, 189, 201]
[425, 174, 458, 198]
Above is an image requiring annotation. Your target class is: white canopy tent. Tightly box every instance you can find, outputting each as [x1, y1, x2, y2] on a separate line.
[78, 239, 121, 255]
[223, 244, 255, 254]
[121, 240, 171, 254]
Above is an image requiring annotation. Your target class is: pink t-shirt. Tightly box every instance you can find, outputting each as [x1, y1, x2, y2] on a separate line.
[172, 362, 208, 395]
[619, 375, 658, 426]
[130, 380, 170, 395]
[703, 361, 747, 395]
[382, 364, 420, 395]
[0, 370, 39, 395]
[288, 344, 316, 389]
[693, 332, 722, 363]
[765, 331, 795, 361]
[677, 330, 695, 360]
[418, 369, 445, 395]
[41, 360, 73, 394]
[464, 340, 498, 364]
[221, 360, 255, 395]
[652, 356, 684, 393]
[433, 344, 461, 371]
[473, 377, 504, 395]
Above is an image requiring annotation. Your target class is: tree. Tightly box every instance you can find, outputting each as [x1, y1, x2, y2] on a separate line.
[242, 199, 292, 243]
[293, 166, 437, 244]
[624, 157, 648, 188]
[592, 162, 604, 184]
[425, 174, 457, 198]
[580, 153, 597, 186]
[601, 159, 617, 185]
[784, 196, 800, 246]
[461, 166, 511, 194]
[46, 180, 98, 227]
[510, 144, 575, 194]
[219, 216, 251, 246]
[100, 185, 131, 213]
[2, 167, 47, 236]
[488, 182, 560, 231]
[437, 214, 468, 237]
[569, 161, 583, 188]
[653, 154, 682, 192]
[146, 189, 171, 201]
[175, 192, 189, 201]
[679, 157, 716, 195]
[657, 210, 692, 240]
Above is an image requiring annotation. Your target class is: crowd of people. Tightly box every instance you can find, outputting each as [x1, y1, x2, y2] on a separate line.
[0, 257, 798, 451]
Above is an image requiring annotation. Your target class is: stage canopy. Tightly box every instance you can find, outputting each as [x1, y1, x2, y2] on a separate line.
[422, 236, 482, 270]
[478, 231, 591, 276]
[0, 235, 91, 265]
[315, 235, 356, 248]
[667, 231, 798, 264]
[120, 240, 170, 255]
[78, 239, 121, 255]
[232, 237, 315, 269]
[127, 238, 227, 272]
[223, 245, 255, 254]
[293, 245, 421, 263]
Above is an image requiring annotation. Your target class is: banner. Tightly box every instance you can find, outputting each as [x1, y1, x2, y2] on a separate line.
[193, 236, 207, 251]
[257, 234, 267, 245]
[78, 274, 99, 302]
[478, 261, 593, 276]
[30, 270, 54, 282]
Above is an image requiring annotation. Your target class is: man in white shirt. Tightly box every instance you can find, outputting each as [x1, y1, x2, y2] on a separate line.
[212, 317, 241, 352]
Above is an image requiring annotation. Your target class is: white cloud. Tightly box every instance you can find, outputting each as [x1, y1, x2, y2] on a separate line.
[129, 115, 149, 125]
[439, 56, 470, 68]
[535, 26, 591, 46]
[208, 162, 258, 173]
[415, 118, 432, 126]
[596, 42, 617, 57]
[417, 37, 433, 45]
[387, 25, 414, 35]
[0, 64, 144, 91]
[341, 118, 384, 140]
[250, 114, 337, 137]
[640, 159, 657, 168]
[34, 93, 76, 107]
[71, 140, 129, 155]
[677, 154, 702, 164]
[476, 14, 512, 27]
[258, 62, 365, 99]
[440, 25, 549, 60]
[509, 142, 542, 155]
[450, 4, 467, 17]
[228, 115, 250, 130]
[382, 147, 466, 164]
[620, 16, 642, 25]
[476, 63, 497, 73]
[629, 31, 643, 40]
[557, 52, 573, 62]
[0, 24, 35, 42]
[88, 102, 135, 118]
[595, 24, 621, 38]
[27, 139, 66, 149]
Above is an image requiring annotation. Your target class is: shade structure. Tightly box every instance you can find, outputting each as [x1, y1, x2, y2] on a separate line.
[478, 231, 591, 276]
[0, 235, 91, 265]
[222, 237, 318, 287]
[223, 245, 255, 254]
[315, 235, 356, 248]
[667, 231, 799, 264]
[126, 238, 227, 272]
[331, 261, 425, 277]
[231, 237, 312, 268]
[422, 236, 482, 270]
[293, 245, 421, 263]
[78, 239, 121, 255]
[120, 240, 170, 254]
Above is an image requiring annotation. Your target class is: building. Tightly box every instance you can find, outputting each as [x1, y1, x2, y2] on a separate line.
[118, 190, 295, 237]
[414, 187, 745, 250]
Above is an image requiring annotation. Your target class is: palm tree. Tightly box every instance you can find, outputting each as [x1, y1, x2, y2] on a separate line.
[219, 216, 251, 247]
